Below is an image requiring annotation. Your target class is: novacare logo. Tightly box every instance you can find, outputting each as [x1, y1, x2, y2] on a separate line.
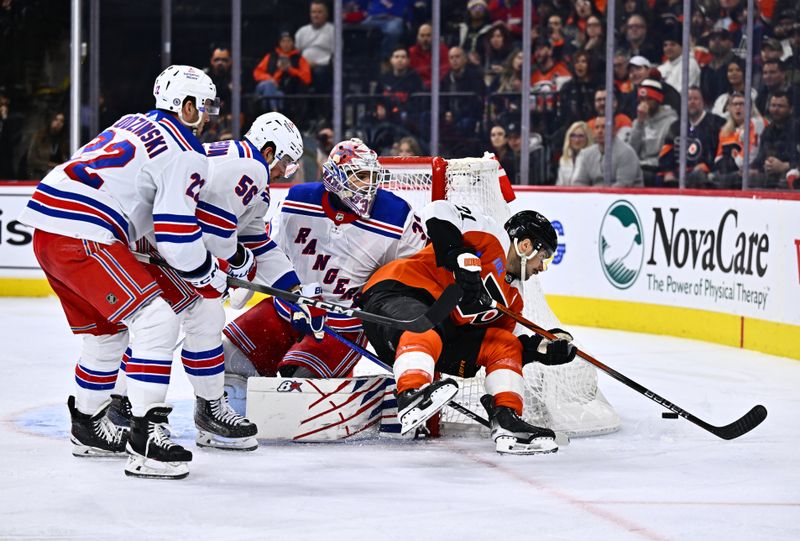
[599, 200, 644, 289]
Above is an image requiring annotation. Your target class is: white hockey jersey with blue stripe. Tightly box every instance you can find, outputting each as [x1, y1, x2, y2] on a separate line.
[270, 183, 427, 331]
[19, 110, 210, 273]
[200, 139, 299, 290]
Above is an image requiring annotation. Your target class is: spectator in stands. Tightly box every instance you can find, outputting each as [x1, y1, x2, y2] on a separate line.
[711, 57, 758, 118]
[395, 135, 422, 157]
[456, 0, 493, 65]
[573, 116, 643, 187]
[314, 124, 335, 177]
[488, 48, 522, 121]
[629, 79, 678, 186]
[714, 92, 768, 189]
[558, 50, 598, 128]
[295, 0, 334, 93]
[620, 14, 661, 64]
[614, 51, 632, 94]
[253, 30, 312, 110]
[756, 59, 791, 115]
[375, 46, 425, 128]
[620, 55, 651, 118]
[587, 89, 632, 138]
[547, 14, 575, 62]
[202, 45, 233, 143]
[701, 27, 737, 105]
[504, 121, 547, 184]
[488, 123, 517, 184]
[750, 91, 799, 189]
[409, 23, 450, 89]
[531, 37, 571, 86]
[556, 121, 593, 186]
[478, 24, 514, 87]
[0, 92, 23, 179]
[361, 0, 413, 62]
[658, 28, 701, 92]
[26, 111, 68, 180]
[487, 0, 526, 40]
[441, 46, 486, 135]
[579, 15, 605, 64]
[658, 87, 725, 188]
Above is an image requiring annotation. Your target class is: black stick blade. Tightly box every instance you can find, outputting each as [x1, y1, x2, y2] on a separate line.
[708, 405, 768, 441]
[406, 283, 463, 332]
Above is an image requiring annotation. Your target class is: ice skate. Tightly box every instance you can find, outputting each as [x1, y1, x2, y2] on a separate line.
[106, 394, 132, 429]
[125, 403, 192, 480]
[194, 392, 258, 451]
[483, 395, 558, 455]
[68, 395, 128, 457]
[396, 378, 459, 435]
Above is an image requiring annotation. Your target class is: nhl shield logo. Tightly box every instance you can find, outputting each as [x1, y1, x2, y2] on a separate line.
[335, 212, 345, 222]
[106, 293, 118, 305]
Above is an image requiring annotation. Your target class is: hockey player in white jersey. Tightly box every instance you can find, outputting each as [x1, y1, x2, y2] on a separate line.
[111, 112, 308, 452]
[19, 65, 231, 479]
[222, 138, 428, 386]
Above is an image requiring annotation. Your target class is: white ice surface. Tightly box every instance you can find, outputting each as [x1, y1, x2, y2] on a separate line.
[1, 297, 798, 541]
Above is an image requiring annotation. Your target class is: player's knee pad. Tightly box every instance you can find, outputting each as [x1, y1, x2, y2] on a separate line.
[397, 329, 443, 361]
[80, 330, 129, 367]
[182, 297, 226, 350]
[222, 335, 259, 378]
[127, 296, 180, 355]
[478, 328, 523, 373]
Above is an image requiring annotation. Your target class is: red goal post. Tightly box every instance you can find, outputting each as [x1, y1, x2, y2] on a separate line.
[376, 155, 621, 438]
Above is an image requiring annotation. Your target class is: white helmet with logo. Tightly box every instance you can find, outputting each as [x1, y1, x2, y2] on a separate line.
[322, 138, 385, 217]
[244, 112, 304, 177]
[153, 65, 219, 128]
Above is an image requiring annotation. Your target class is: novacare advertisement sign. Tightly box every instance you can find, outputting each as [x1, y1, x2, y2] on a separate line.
[511, 191, 800, 326]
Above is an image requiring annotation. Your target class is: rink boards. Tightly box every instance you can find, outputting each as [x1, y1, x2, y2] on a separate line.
[1, 182, 798, 359]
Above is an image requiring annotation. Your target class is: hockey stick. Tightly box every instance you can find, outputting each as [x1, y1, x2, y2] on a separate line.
[133, 253, 462, 333]
[318, 322, 496, 429]
[492, 303, 768, 441]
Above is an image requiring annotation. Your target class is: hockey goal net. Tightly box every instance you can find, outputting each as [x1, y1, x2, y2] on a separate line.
[378, 156, 620, 437]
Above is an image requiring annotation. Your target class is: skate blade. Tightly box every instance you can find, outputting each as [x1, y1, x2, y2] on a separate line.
[399, 383, 459, 435]
[124, 454, 190, 479]
[70, 437, 126, 458]
[196, 430, 258, 451]
[495, 435, 559, 455]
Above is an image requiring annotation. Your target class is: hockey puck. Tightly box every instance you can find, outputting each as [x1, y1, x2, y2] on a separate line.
[662, 412, 679, 419]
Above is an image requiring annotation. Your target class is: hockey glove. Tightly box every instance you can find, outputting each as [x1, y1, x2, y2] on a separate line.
[446, 248, 492, 311]
[225, 244, 257, 282]
[289, 283, 326, 341]
[182, 255, 228, 299]
[519, 328, 576, 366]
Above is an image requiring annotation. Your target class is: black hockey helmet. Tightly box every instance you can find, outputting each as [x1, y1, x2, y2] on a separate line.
[504, 210, 557, 257]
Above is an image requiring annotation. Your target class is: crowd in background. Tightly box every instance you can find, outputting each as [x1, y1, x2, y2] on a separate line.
[1, 0, 799, 189]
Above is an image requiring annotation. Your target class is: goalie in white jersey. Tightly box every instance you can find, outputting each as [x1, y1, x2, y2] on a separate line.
[222, 138, 428, 385]
[18, 65, 239, 479]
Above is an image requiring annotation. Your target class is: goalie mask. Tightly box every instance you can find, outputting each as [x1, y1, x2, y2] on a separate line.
[153, 65, 219, 129]
[504, 210, 557, 276]
[322, 138, 385, 217]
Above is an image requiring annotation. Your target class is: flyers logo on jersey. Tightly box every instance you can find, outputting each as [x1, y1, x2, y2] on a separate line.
[454, 273, 507, 325]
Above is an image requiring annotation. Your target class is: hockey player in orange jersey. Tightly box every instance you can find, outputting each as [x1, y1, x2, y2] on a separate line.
[360, 201, 577, 454]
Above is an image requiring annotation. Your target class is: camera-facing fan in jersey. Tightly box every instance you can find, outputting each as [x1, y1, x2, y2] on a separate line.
[322, 138, 386, 218]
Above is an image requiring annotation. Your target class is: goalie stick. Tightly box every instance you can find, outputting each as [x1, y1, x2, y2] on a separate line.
[492, 303, 768, 441]
[132, 253, 462, 333]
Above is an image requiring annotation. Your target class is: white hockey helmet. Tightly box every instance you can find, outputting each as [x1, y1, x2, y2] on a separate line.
[244, 112, 304, 177]
[322, 138, 385, 217]
[153, 65, 219, 128]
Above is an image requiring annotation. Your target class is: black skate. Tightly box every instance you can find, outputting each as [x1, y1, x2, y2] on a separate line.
[125, 404, 192, 479]
[396, 378, 459, 435]
[194, 392, 258, 451]
[106, 394, 132, 428]
[482, 395, 558, 455]
[68, 395, 128, 457]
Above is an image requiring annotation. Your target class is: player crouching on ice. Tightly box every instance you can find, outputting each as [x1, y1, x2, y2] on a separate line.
[360, 202, 577, 454]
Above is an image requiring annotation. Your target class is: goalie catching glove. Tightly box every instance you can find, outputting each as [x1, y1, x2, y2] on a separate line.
[289, 283, 326, 341]
[518, 328, 576, 366]
[445, 248, 492, 312]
